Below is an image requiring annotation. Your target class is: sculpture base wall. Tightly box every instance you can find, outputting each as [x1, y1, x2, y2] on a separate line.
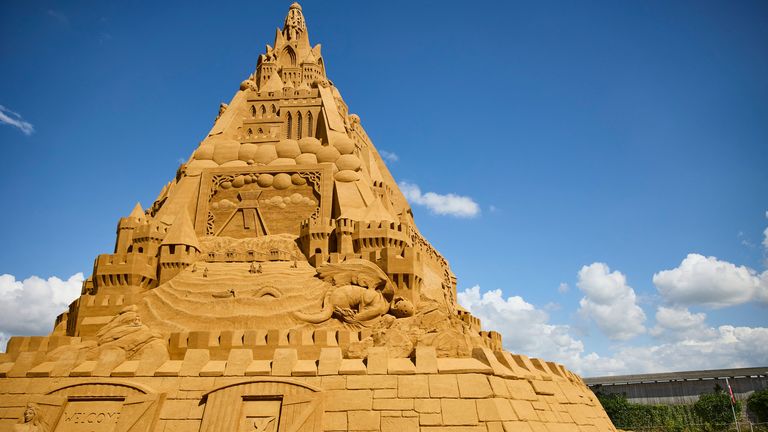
[0, 337, 615, 432]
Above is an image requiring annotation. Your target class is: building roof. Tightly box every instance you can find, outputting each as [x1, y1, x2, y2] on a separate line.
[585, 366, 768, 386]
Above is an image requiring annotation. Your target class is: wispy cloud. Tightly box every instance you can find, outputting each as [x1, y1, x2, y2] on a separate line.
[399, 181, 480, 218]
[379, 150, 399, 163]
[46, 9, 70, 26]
[98, 32, 113, 45]
[0, 105, 35, 135]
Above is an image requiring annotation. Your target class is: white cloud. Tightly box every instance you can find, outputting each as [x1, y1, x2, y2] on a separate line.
[399, 182, 480, 218]
[457, 285, 590, 368]
[609, 325, 768, 374]
[653, 253, 768, 308]
[0, 273, 83, 350]
[649, 306, 712, 339]
[457, 284, 768, 377]
[379, 150, 399, 163]
[576, 262, 646, 340]
[0, 105, 35, 136]
[558, 282, 569, 294]
[763, 211, 768, 266]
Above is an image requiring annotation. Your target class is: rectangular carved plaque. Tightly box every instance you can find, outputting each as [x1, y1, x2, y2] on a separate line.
[239, 399, 282, 432]
[54, 400, 123, 432]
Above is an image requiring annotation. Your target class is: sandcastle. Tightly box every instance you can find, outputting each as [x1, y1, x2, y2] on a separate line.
[0, 4, 617, 431]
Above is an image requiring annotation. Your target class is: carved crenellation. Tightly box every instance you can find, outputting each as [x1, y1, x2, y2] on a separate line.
[158, 245, 199, 284]
[0, 332, 587, 388]
[93, 253, 158, 290]
[480, 330, 504, 352]
[130, 220, 169, 257]
[457, 308, 481, 332]
[298, 217, 334, 265]
[374, 246, 423, 303]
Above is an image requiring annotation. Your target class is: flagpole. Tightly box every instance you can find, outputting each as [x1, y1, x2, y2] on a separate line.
[726, 377, 740, 432]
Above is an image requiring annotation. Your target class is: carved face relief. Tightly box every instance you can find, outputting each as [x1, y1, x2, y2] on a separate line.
[23, 407, 34, 423]
[130, 315, 142, 327]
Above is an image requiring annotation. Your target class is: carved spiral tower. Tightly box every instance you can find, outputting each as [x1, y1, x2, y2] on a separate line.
[0, 4, 617, 431]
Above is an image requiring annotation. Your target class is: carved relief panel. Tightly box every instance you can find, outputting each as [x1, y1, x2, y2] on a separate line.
[195, 165, 333, 239]
[200, 379, 323, 432]
[31, 382, 164, 432]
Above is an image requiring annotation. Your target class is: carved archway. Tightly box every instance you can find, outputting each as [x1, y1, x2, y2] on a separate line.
[200, 378, 323, 432]
[39, 381, 163, 432]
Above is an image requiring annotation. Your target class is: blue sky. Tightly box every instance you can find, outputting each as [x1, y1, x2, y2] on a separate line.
[1, 1, 766, 376]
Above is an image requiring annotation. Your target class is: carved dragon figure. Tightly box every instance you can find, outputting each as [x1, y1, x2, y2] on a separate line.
[294, 259, 413, 325]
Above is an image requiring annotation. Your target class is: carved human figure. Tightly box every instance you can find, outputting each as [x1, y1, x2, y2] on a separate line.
[14, 403, 47, 432]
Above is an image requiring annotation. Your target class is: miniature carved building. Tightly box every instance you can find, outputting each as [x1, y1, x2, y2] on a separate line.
[0, 4, 617, 431]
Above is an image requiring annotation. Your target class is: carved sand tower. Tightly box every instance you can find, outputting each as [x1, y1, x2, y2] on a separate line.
[0, 4, 617, 431]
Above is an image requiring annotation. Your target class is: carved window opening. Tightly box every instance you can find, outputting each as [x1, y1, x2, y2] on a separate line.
[271, 105, 277, 116]
[251, 105, 256, 118]
[286, 112, 293, 139]
[248, 128, 253, 138]
[260, 105, 266, 118]
[282, 46, 297, 66]
[297, 112, 303, 138]
[307, 111, 313, 136]
[138, 247, 144, 253]
[169, 245, 176, 254]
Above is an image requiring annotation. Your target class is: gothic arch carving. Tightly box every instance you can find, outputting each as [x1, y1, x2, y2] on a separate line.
[297, 112, 303, 138]
[286, 112, 293, 139]
[281, 46, 297, 67]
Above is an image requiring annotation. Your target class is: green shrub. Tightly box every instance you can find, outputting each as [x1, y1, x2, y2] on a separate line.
[748, 389, 768, 423]
[595, 392, 691, 431]
[693, 385, 741, 432]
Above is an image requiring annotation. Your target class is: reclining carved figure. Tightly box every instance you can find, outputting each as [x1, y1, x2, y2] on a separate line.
[294, 259, 413, 325]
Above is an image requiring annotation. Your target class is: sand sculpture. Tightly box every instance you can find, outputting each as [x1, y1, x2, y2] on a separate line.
[0, 3, 617, 431]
